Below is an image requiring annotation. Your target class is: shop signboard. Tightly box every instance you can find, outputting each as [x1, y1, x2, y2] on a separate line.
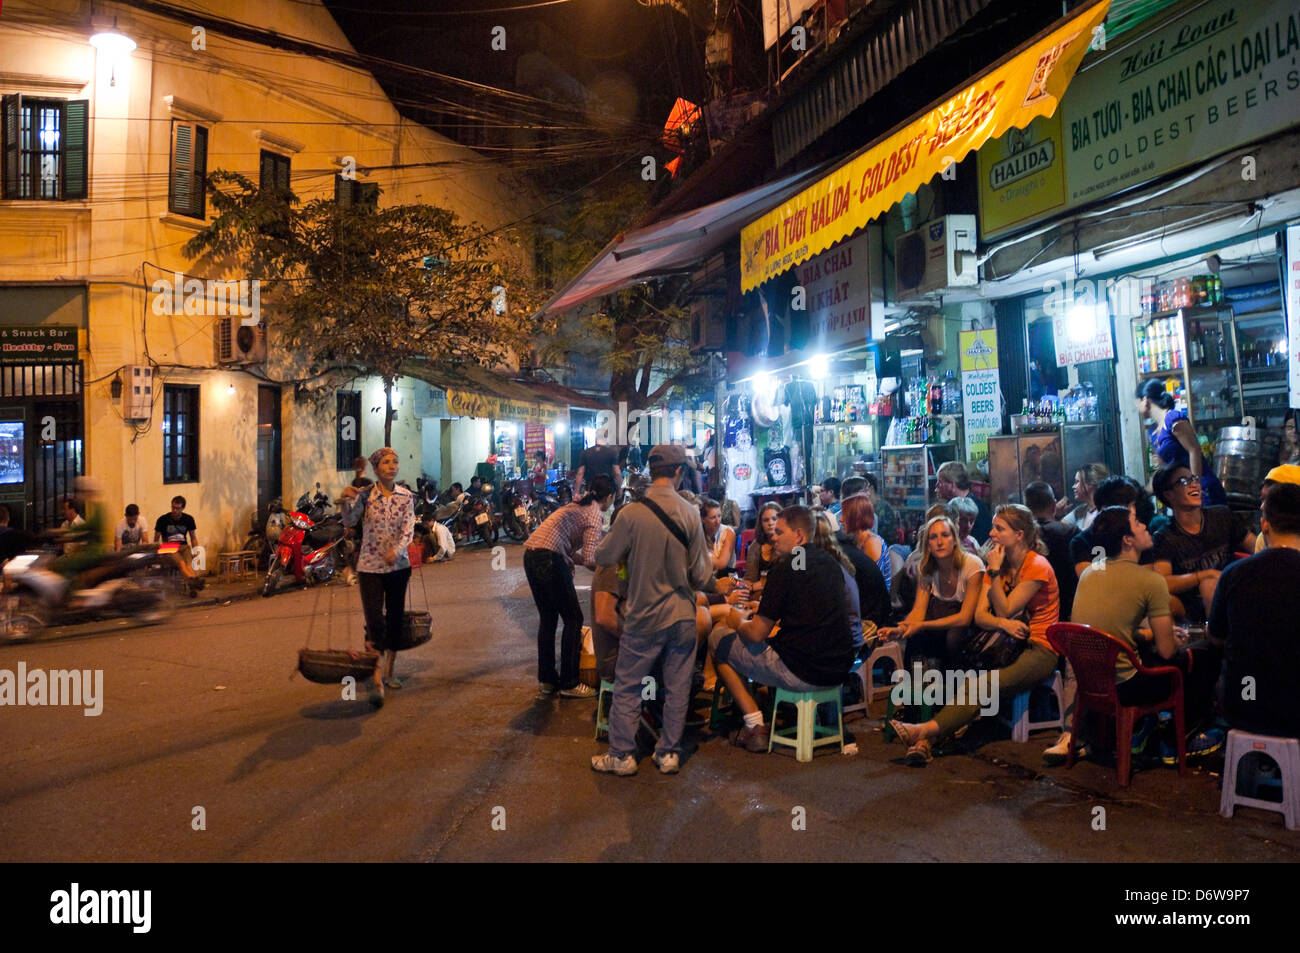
[445, 389, 563, 426]
[0, 326, 78, 363]
[979, 0, 1300, 240]
[1286, 224, 1300, 408]
[740, 0, 1107, 291]
[1048, 286, 1115, 367]
[795, 230, 872, 354]
[960, 328, 1002, 461]
[523, 423, 554, 462]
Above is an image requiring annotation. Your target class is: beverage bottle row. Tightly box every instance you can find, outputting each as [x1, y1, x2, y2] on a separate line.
[1140, 274, 1223, 314]
[1136, 317, 1184, 373]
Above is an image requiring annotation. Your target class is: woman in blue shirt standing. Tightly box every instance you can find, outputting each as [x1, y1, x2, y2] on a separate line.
[1136, 379, 1226, 506]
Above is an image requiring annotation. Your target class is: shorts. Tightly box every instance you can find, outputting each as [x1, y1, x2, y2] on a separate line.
[709, 627, 820, 692]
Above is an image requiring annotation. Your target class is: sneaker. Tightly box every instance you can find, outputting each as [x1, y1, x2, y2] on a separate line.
[591, 752, 638, 776]
[537, 682, 557, 696]
[560, 683, 596, 699]
[1159, 737, 1178, 767]
[651, 751, 680, 774]
[1043, 732, 1072, 766]
[730, 723, 770, 753]
[1130, 715, 1156, 755]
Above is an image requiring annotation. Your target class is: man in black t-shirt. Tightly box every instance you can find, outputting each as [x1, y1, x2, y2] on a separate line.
[708, 505, 853, 752]
[1151, 464, 1254, 623]
[575, 441, 620, 498]
[154, 496, 198, 546]
[1212, 483, 1300, 737]
[1025, 481, 1077, 619]
[1068, 475, 1156, 577]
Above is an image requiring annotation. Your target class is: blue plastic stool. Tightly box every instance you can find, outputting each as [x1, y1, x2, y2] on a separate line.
[999, 671, 1065, 743]
[768, 686, 844, 762]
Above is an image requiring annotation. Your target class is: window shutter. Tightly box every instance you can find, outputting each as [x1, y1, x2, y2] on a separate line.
[259, 150, 275, 192]
[193, 125, 207, 218]
[276, 156, 290, 195]
[62, 100, 89, 200]
[1, 94, 19, 200]
[170, 120, 195, 216]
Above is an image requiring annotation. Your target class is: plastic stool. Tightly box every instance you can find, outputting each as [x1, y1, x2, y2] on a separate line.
[1219, 730, 1300, 830]
[865, 641, 905, 700]
[594, 679, 615, 740]
[768, 686, 844, 762]
[999, 671, 1066, 743]
[843, 657, 869, 717]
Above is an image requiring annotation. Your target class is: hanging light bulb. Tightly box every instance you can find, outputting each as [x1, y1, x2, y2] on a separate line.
[90, 19, 136, 87]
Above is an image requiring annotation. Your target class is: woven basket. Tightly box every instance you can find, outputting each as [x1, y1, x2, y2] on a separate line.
[297, 647, 380, 684]
[393, 610, 433, 651]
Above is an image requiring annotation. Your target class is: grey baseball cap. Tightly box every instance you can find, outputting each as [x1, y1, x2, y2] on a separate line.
[647, 444, 696, 468]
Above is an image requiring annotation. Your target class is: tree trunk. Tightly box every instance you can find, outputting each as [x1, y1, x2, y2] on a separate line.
[384, 379, 393, 447]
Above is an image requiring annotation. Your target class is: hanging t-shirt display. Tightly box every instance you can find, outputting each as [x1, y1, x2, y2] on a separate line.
[764, 446, 793, 487]
[725, 427, 759, 504]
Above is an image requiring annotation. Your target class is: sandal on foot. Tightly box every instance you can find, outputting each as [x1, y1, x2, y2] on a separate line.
[905, 739, 933, 766]
[889, 719, 922, 746]
[384, 677, 402, 689]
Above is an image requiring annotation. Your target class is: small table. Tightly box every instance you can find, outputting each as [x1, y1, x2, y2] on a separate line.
[218, 550, 259, 584]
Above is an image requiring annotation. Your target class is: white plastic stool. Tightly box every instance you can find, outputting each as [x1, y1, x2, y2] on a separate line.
[999, 671, 1065, 743]
[865, 642, 905, 700]
[1219, 730, 1300, 830]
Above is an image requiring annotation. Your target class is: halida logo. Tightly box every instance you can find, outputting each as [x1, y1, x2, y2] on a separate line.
[151, 271, 260, 326]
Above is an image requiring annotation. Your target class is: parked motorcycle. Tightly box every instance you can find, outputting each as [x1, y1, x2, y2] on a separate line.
[500, 480, 533, 541]
[260, 484, 349, 597]
[458, 484, 501, 545]
[241, 496, 283, 571]
[3, 539, 180, 640]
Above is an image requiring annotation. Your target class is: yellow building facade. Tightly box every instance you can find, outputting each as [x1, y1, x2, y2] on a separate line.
[0, 0, 524, 550]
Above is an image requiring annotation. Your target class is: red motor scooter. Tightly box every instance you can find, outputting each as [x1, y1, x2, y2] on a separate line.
[260, 489, 349, 597]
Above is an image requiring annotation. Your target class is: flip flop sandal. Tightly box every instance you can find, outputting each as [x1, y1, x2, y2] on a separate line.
[384, 678, 403, 689]
[888, 718, 920, 746]
[905, 739, 933, 766]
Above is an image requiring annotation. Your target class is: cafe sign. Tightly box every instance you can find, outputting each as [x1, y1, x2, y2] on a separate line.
[739, 0, 1108, 292]
[0, 326, 78, 364]
[979, 0, 1300, 239]
[445, 388, 563, 425]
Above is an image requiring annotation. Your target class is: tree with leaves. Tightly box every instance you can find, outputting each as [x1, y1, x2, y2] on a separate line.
[535, 181, 710, 411]
[184, 170, 543, 445]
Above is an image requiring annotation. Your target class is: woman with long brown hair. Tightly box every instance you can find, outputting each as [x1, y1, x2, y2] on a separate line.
[888, 504, 1060, 765]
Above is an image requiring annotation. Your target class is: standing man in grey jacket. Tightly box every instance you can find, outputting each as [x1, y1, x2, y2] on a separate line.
[591, 444, 717, 776]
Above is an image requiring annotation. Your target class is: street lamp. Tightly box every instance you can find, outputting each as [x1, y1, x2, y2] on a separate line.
[90, 20, 136, 87]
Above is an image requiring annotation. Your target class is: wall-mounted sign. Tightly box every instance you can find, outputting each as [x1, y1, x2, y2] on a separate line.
[960, 328, 1002, 461]
[0, 326, 78, 364]
[979, 0, 1300, 240]
[740, 0, 1108, 291]
[445, 389, 563, 425]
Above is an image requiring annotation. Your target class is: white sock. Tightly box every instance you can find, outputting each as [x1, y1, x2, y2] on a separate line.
[743, 711, 764, 729]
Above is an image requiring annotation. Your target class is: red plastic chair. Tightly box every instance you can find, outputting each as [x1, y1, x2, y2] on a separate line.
[735, 529, 755, 576]
[1046, 622, 1187, 788]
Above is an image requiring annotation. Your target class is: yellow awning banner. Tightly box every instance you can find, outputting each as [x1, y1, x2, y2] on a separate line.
[740, 0, 1109, 292]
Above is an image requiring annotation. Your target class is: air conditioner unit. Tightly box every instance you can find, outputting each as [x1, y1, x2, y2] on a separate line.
[123, 365, 153, 420]
[215, 317, 266, 364]
[690, 298, 727, 352]
[893, 215, 978, 301]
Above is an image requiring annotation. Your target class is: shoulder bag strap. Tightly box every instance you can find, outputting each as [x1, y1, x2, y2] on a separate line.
[638, 497, 691, 551]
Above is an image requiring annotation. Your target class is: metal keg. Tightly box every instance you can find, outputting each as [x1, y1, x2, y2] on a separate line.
[1213, 426, 1269, 501]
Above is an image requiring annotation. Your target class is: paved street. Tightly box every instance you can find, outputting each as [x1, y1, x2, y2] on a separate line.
[2, 543, 1296, 863]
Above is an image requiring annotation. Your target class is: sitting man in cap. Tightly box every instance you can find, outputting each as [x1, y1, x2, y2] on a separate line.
[708, 504, 855, 752]
[1253, 465, 1300, 552]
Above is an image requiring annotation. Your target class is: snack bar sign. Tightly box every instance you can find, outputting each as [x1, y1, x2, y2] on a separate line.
[0, 326, 78, 364]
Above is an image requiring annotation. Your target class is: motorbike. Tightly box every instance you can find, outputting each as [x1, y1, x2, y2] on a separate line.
[454, 484, 500, 545]
[241, 496, 283, 571]
[260, 484, 350, 597]
[3, 539, 180, 640]
[500, 480, 533, 541]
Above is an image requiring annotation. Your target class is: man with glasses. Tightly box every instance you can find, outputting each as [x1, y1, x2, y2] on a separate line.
[1150, 464, 1254, 623]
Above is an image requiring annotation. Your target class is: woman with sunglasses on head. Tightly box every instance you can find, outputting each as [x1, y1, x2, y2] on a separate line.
[742, 502, 783, 593]
[1135, 379, 1226, 506]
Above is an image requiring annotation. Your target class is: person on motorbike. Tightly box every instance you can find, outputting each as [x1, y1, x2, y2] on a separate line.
[50, 480, 114, 590]
[340, 447, 416, 706]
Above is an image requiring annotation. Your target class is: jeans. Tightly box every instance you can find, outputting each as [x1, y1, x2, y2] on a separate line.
[523, 547, 583, 689]
[358, 567, 411, 652]
[708, 626, 820, 692]
[608, 619, 697, 759]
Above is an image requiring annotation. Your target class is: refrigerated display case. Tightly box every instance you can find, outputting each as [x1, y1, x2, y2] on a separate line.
[812, 422, 877, 482]
[987, 423, 1102, 507]
[879, 443, 959, 542]
[1132, 306, 1243, 477]
[1234, 309, 1289, 427]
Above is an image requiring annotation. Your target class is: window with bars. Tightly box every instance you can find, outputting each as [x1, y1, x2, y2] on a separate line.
[336, 391, 361, 471]
[168, 119, 208, 218]
[334, 174, 378, 209]
[163, 385, 200, 483]
[1, 95, 89, 200]
[260, 150, 291, 196]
